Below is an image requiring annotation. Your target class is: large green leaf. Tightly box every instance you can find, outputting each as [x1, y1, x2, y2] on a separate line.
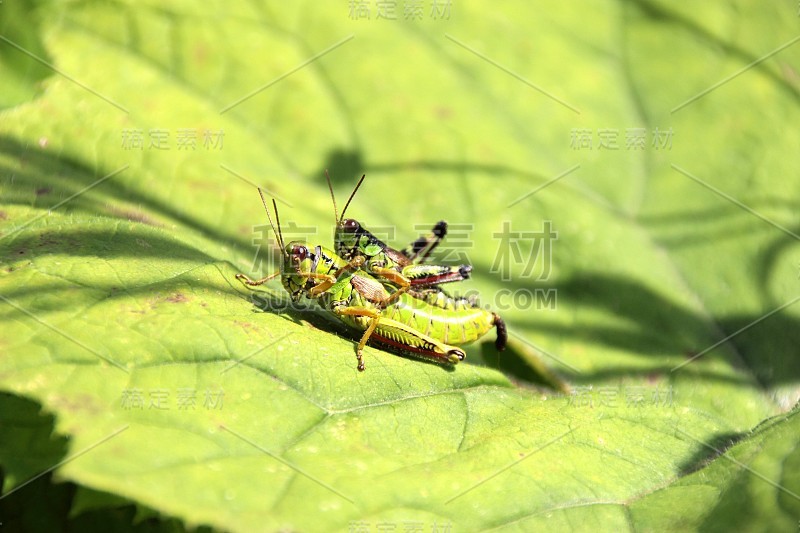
[1, 0, 798, 530]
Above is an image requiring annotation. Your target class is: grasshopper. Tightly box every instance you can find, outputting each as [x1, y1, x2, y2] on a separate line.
[236, 190, 506, 371]
[326, 172, 472, 305]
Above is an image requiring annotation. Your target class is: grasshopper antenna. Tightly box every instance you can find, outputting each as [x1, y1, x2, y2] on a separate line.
[235, 189, 285, 287]
[257, 187, 286, 257]
[340, 174, 366, 222]
[325, 169, 339, 227]
[271, 199, 285, 253]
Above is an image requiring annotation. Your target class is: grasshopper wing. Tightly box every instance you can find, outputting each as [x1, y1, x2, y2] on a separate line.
[350, 274, 392, 304]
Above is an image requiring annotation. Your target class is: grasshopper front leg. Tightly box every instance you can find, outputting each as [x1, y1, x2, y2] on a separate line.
[306, 272, 339, 296]
[236, 270, 338, 296]
[235, 271, 280, 286]
[369, 267, 410, 306]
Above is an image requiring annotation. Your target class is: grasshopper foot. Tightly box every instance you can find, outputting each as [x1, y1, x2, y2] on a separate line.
[447, 349, 466, 364]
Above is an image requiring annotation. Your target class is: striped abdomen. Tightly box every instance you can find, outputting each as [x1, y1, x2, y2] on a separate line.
[381, 293, 501, 347]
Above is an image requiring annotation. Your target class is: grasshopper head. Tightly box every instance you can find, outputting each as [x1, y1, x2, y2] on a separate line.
[334, 218, 362, 258]
[281, 241, 317, 301]
[281, 241, 344, 301]
[336, 218, 386, 259]
[327, 171, 368, 259]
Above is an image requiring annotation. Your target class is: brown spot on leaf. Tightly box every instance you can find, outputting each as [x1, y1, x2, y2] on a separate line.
[166, 293, 189, 303]
[37, 232, 65, 248]
[50, 394, 101, 415]
[35, 187, 52, 196]
[234, 320, 259, 334]
[435, 106, 453, 119]
[139, 292, 191, 311]
[106, 207, 159, 226]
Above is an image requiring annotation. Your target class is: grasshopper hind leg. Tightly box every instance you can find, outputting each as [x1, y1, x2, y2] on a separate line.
[402, 220, 448, 263]
[493, 313, 507, 351]
[333, 306, 382, 372]
[355, 316, 380, 371]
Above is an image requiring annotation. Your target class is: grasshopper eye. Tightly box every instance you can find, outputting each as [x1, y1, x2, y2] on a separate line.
[342, 219, 360, 233]
[291, 244, 309, 261]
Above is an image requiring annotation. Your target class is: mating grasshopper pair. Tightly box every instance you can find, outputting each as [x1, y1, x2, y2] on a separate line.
[236, 174, 506, 372]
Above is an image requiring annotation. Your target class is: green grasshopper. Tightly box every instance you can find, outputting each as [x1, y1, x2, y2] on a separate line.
[326, 172, 472, 305]
[326, 173, 499, 348]
[236, 190, 506, 371]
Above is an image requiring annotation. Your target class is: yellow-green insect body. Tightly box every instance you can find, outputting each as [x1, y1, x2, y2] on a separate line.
[327, 173, 472, 298]
[235, 191, 505, 370]
[250, 238, 471, 369]
[381, 293, 504, 349]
